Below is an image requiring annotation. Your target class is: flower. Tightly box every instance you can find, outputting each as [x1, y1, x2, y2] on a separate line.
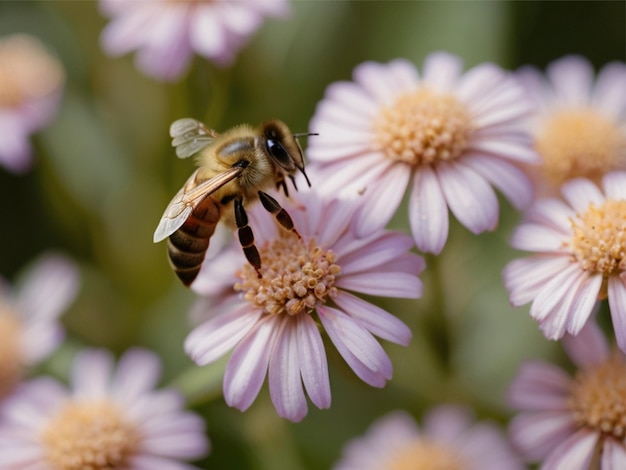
[185, 189, 424, 422]
[0, 348, 210, 470]
[99, 0, 290, 81]
[332, 406, 523, 470]
[0, 253, 78, 400]
[0, 34, 65, 173]
[503, 171, 626, 352]
[516, 55, 626, 195]
[508, 322, 626, 469]
[306, 52, 538, 255]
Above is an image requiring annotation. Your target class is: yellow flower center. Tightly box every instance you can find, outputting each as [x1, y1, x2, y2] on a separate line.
[567, 200, 626, 297]
[384, 438, 465, 470]
[40, 399, 140, 470]
[568, 353, 626, 441]
[535, 109, 626, 187]
[373, 87, 473, 166]
[235, 236, 341, 316]
[0, 34, 64, 108]
[0, 306, 22, 400]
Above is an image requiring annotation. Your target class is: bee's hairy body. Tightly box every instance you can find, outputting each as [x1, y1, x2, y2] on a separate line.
[154, 118, 310, 286]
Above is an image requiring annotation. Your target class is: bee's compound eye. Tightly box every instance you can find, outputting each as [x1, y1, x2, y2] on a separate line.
[266, 139, 292, 167]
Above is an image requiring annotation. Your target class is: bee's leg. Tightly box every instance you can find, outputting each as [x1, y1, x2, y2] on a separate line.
[276, 179, 290, 197]
[234, 198, 262, 278]
[258, 191, 301, 239]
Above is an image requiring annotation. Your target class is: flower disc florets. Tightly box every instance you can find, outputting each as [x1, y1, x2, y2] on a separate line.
[235, 236, 341, 316]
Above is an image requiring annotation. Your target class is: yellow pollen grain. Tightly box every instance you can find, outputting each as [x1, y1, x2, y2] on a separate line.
[568, 353, 626, 441]
[568, 200, 626, 286]
[0, 34, 64, 108]
[373, 87, 473, 166]
[235, 236, 341, 316]
[0, 308, 22, 400]
[535, 109, 626, 187]
[384, 438, 465, 470]
[40, 399, 140, 470]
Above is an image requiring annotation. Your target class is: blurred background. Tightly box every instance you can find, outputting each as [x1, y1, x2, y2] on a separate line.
[0, 1, 624, 469]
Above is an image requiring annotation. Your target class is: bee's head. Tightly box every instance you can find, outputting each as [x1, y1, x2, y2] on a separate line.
[260, 119, 315, 188]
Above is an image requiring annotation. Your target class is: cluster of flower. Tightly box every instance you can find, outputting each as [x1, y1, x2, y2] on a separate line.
[0, 1, 624, 469]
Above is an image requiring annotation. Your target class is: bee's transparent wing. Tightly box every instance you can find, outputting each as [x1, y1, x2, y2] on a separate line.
[170, 118, 219, 159]
[153, 167, 243, 242]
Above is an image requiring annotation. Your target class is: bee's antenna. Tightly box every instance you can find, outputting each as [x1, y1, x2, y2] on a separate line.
[293, 132, 319, 138]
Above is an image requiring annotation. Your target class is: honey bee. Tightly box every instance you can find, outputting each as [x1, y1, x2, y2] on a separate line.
[153, 118, 313, 286]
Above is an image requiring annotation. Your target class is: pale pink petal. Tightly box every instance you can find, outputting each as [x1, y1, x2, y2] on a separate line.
[564, 272, 603, 335]
[333, 291, 412, 345]
[422, 52, 462, 91]
[409, 165, 449, 254]
[297, 314, 330, 410]
[546, 56, 594, 108]
[560, 178, 604, 213]
[456, 63, 505, 104]
[437, 161, 499, 234]
[387, 59, 420, 89]
[140, 413, 208, 458]
[268, 318, 307, 422]
[353, 162, 410, 237]
[353, 61, 404, 105]
[71, 349, 114, 398]
[223, 316, 276, 411]
[591, 62, 626, 119]
[336, 271, 422, 298]
[19, 322, 64, 365]
[503, 256, 572, 306]
[0, 449, 47, 470]
[462, 154, 533, 210]
[422, 406, 472, 441]
[189, 6, 225, 57]
[466, 137, 540, 164]
[509, 412, 577, 462]
[111, 348, 161, 404]
[562, 320, 610, 368]
[507, 361, 571, 410]
[523, 198, 575, 233]
[100, 6, 158, 55]
[608, 275, 626, 353]
[601, 438, 626, 469]
[185, 304, 262, 365]
[541, 429, 598, 470]
[457, 423, 523, 470]
[470, 85, 532, 129]
[509, 223, 567, 253]
[529, 262, 582, 322]
[313, 197, 355, 249]
[317, 305, 392, 387]
[338, 232, 414, 276]
[130, 455, 200, 470]
[602, 171, 626, 200]
[324, 81, 380, 117]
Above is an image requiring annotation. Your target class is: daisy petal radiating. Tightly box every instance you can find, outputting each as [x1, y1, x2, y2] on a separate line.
[504, 171, 626, 345]
[601, 439, 626, 469]
[409, 165, 449, 254]
[308, 52, 537, 253]
[509, 412, 577, 462]
[0, 349, 209, 469]
[561, 321, 610, 368]
[297, 314, 331, 410]
[541, 429, 597, 470]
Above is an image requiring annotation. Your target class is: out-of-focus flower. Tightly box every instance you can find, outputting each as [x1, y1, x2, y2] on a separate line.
[307, 52, 538, 255]
[517, 55, 626, 196]
[503, 171, 626, 352]
[0, 253, 78, 400]
[0, 34, 65, 173]
[508, 322, 625, 469]
[99, 0, 290, 81]
[185, 189, 424, 422]
[333, 406, 524, 470]
[0, 348, 210, 469]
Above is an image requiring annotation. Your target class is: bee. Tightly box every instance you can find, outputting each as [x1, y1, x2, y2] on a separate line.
[153, 118, 313, 286]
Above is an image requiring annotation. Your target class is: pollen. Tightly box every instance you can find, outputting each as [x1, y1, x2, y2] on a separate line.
[373, 87, 473, 166]
[0, 306, 22, 400]
[384, 438, 464, 470]
[40, 399, 140, 470]
[235, 236, 341, 316]
[567, 199, 626, 292]
[535, 109, 626, 187]
[567, 353, 626, 441]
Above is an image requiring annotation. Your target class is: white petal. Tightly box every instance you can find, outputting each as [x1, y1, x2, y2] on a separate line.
[337, 271, 422, 299]
[509, 412, 576, 462]
[507, 361, 572, 410]
[565, 273, 603, 335]
[509, 223, 569, 253]
[353, 61, 404, 105]
[560, 178, 604, 213]
[503, 256, 572, 307]
[546, 56, 594, 108]
[591, 62, 626, 119]
[608, 275, 626, 353]
[601, 438, 626, 469]
[297, 314, 330, 410]
[562, 320, 610, 368]
[71, 349, 114, 398]
[529, 263, 581, 322]
[422, 52, 463, 92]
[111, 348, 161, 404]
[602, 171, 626, 200]
[541, 429, 598, 470]
[338, 232, 415, 276]
[409, 166, 449, 254]
[437, 161, 499, 234]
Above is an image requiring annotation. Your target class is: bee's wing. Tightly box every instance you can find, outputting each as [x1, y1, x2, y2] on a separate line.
[170, 118, 220, 159]
[153, 167, 243, 242]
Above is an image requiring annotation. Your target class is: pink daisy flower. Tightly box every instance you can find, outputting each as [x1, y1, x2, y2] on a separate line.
[333, 406, 523, 470]
[508, 322, 626, 469]
[0, 348, 209, 470]
[503, 171, 626, 352]
[0, 34, 65, 173]
[100, 0, 290, 81]
[185, 189, 424, 422]
[307, 52, 538, 254]
[516, 55, 626, 195]
[0, 253, 78, 400]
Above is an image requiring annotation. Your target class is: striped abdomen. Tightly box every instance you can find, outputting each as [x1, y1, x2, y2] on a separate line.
[167, 196, 221, 286]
